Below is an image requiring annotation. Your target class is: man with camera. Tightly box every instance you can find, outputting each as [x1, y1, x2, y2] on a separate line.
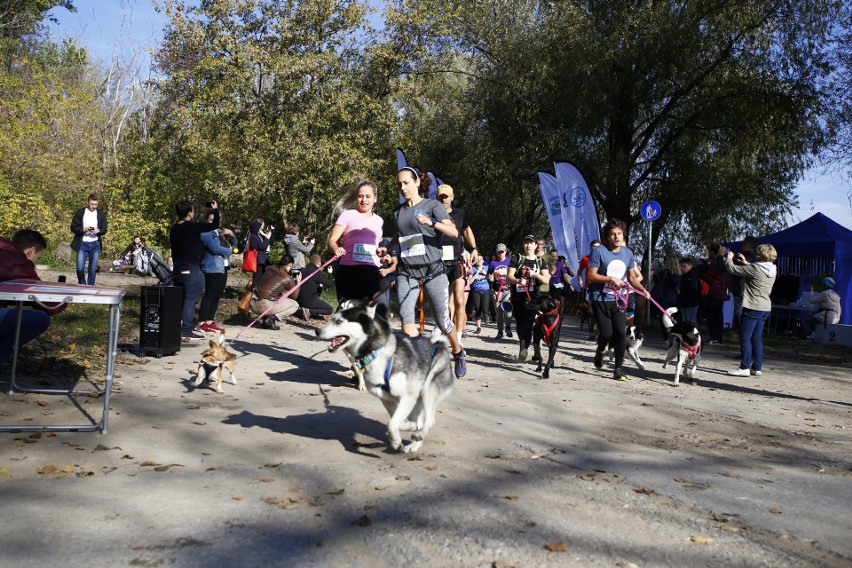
[70, 193, 108, 285]
[170, 199, 220, 341]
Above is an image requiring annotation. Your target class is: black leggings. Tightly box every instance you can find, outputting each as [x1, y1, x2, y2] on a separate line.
[512, 296, 536, 348]
[199, 272, 227, 322]
[469, 290, 492, 320]
[593, 300, 627, 369]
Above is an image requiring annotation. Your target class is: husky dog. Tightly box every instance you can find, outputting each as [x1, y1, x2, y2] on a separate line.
[194, 332, 237, 394]
[526, 294, 563, 379]
[316, 300, 454, 453]
[661, 307, 702, 386]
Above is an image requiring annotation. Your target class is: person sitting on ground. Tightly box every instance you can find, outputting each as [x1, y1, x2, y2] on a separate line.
[803, 277, 842, 340]
[250, 253, 301, 330]
[297, 254, 334, 320]
[0, 230, 68, 360]
[111, 234, 145, 273]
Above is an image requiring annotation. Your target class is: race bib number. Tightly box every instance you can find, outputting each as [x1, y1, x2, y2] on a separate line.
[399, 234, 426, 258]
[442, 245, 455, 261]
[352, 242, 378, 264]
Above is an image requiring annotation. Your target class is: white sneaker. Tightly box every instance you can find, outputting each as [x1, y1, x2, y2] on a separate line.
[750, 369, 762, 376]
[727, 368, 750, 377]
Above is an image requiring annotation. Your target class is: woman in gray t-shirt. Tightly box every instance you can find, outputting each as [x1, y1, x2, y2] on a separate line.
[381, 167, 468, 378]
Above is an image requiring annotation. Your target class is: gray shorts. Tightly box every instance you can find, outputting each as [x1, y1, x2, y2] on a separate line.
[397, 272, 453, 333]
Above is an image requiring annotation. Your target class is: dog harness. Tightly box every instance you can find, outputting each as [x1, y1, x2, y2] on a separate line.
[535, 307, 562, 345]
[355, 347, 395, 392]
[683, 337, 701, 360]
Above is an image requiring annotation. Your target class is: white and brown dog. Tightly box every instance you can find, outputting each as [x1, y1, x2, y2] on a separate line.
[194, 332, 237, 393]
[661, 307, 701, 386]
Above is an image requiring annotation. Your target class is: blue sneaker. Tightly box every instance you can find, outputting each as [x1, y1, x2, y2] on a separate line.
[453, 350, 467, 378]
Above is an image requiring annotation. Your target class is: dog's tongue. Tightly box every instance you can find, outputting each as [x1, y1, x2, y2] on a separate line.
[328, 336, 346, 351]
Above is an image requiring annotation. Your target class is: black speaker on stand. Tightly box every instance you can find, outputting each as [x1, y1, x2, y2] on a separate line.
[139, 285, 182, 357]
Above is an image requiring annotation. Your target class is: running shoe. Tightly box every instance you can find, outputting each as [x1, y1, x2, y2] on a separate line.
[613, 368, 628, 381]
[518, 347, 528, 362]
[727, 368, 749, 377]
[453, 350, 467, 378]
[751, 369, 762, 376]
[594, 350, 603, 369]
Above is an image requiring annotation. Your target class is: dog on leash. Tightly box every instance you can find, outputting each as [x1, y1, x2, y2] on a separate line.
[661, 307, 701, 386]
[526, 294, 563, 379]
[604, 324, 645, 370]
[194, 332, 237, 393]
[316, 299, 454, 453]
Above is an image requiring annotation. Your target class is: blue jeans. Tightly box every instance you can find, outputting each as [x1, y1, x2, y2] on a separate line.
[679, 306, 699, 325]
[76, 240, 101, 285]
[0, 308, 51, 360]
[172, 266, 205, 335]
[739, 308, 770, 371]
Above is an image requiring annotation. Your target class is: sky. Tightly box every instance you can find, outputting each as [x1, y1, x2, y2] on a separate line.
[46, 0, 852, 232]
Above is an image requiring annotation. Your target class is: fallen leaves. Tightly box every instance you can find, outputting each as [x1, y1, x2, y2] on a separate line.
[690, 536, 714, 544]
[544, 542, 568, 552]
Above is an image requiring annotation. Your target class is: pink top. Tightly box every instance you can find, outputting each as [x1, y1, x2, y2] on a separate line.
[334, 208, 384, 267]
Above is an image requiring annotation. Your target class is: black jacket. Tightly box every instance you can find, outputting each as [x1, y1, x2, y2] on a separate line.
[70, 207, 108, 251]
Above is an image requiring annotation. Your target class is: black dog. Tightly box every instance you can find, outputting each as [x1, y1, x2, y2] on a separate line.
[526, 295, 563, 379]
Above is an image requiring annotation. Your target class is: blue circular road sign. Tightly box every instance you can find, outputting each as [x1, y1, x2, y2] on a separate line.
[640, 201, 661, 221]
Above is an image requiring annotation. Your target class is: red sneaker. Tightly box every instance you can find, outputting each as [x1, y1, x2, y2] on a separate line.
[209, 322, 224, 332]
[198, 322, 214, 334]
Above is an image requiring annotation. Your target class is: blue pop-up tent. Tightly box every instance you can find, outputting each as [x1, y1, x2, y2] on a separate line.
[726, 213, 852, 324]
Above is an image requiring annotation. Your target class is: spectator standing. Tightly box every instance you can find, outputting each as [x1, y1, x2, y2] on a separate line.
[651, 254, 682, 340]
[467, 253, 493, 334]
[676, 257, 701, 324]
[70, 193, 108, 285]
[702, 243, 729, 344]
[507, 235, 551, 362]
[326, 180, 384, 303]
[247, 220, 272, 287]
[730, 235, 758, 327]
[298, 254, 334, 319]
[284, 223, 314, 273]
[379, 167, 467, 378]
[488, 243, 513, 339]
[170, 200, 220, 341]
[198, 210, 235, 334]
[0, 230, 67, 359]
[724, 244, 778, 376]
[587, 219, 650, 381]
[437, 183, 477, 344]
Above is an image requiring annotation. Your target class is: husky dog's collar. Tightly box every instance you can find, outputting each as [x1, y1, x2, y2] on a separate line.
[355, 347, 394, 391]
[354, 347, 383, 371]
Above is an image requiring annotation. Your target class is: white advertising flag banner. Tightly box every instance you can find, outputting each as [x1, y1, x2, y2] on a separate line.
[554, 162, 601, 286]
[538, 171, 569, 259]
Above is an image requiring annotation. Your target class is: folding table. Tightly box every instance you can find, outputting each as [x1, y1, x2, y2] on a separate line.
[0, 279, 125, 434]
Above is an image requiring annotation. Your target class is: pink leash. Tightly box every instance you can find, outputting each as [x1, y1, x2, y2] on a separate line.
[230, 254, 341, 344]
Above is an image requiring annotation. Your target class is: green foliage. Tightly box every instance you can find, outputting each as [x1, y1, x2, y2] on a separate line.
[387, 0, 841, 254]
[149, 0, 398, 241]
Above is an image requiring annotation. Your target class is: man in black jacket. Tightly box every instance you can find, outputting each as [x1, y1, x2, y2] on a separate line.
[297, 254, 333, 319]
[170, 199, 219, 341]
[70, 193, 108, 285]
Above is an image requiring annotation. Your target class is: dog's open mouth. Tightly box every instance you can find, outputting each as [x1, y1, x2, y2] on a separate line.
[327, 336, 349, 352]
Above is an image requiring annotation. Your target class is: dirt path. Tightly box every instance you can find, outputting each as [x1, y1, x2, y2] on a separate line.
[1, 271, 850, 567]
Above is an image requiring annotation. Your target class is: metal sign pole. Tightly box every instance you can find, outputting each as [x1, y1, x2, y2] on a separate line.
[646, 220, 652, 326]
[639, 200, 661, 326]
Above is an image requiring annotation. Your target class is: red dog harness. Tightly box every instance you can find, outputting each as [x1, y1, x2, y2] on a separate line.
[683, 337, 701, 360]
[535, 307, 562, 345]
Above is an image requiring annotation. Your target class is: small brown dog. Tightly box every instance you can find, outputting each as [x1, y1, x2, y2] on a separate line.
[194, 332, 237, 393]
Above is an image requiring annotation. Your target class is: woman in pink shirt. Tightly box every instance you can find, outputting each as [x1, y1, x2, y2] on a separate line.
[326, 180, 385, 302]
